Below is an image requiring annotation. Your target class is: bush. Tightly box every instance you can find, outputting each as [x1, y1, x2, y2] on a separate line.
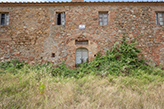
[0, 59, 27, 74]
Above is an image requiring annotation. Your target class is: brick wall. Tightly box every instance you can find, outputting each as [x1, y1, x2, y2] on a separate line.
[0, 4, 164, 67]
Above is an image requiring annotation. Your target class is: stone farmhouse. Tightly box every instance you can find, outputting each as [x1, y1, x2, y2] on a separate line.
[0, 0, 164, 67]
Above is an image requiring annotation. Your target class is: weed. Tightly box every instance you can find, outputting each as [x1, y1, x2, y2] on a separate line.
[38, 82, 46, 94]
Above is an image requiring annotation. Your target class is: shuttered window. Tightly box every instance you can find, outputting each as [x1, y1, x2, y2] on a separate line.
[56, 12, 65, 25]
[99, 12, 108, 25]
[0, 13, 9, 25]
[156, 12, 164, 25]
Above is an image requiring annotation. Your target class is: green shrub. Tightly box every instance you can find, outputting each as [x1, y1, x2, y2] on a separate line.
[0, 59, 27, 74]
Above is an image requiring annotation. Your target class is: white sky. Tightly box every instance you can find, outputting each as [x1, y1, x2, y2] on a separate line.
[0, 0, 163, 2]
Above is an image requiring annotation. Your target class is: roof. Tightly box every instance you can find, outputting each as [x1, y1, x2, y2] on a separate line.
[0, 0, 163, 3]
[0, 0, 164, 3]
[0, 1, 164, 6]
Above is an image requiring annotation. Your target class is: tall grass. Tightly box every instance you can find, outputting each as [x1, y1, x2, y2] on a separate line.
[0, 71, 164, 109]
[0, 36, 164, 108]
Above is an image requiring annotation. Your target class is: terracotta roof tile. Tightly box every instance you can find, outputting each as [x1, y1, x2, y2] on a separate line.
[0, 1, 163, 6]
[0, 1, 164, 3]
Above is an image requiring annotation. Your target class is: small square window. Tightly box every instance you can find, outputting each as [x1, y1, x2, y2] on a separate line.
[156, 12, 164, 25]
[99, 12, 108, 25]
[56, 12, 65, 25]
[0, 13, 9, 25]
[51, 53, 55, 57]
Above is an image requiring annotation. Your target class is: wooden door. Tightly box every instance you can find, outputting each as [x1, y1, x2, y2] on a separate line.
[76, 48, 88, 65]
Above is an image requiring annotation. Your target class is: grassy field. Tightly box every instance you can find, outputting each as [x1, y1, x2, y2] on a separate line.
[0, 67, 164, 109]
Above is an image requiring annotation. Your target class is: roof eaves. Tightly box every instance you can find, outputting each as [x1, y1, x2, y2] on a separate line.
[0, 1, 164, 4]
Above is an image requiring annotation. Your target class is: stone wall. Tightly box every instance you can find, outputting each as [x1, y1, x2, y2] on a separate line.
[0, 4, 164, 67]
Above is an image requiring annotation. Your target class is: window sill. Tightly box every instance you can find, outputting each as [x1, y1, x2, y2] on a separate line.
[56, 25, 65, 26]
[0, 25, 9, 26]
[55, 25, 65, 27]
[99, 24, 109, 26]
[157, 24, 164, 27]
[0, 25, 9, 28]
[98, 25, 109, 27]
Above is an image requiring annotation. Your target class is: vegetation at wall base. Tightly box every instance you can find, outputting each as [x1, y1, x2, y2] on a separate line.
[0, 36, 164, 108]
[51, 36, 164, 78]
[0, 36, 164, 78]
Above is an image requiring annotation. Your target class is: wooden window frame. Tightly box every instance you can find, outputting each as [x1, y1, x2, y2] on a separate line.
[0, 13, 9, 25]
[99, 12, 108, 25]
[156, 12, 164, 25]
[56, 12, 65, 25]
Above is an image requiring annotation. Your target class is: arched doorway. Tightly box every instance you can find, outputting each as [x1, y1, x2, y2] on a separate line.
[76, 48, 88, 65]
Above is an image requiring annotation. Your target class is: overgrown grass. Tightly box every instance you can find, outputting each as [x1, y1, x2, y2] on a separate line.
[0, 71, 164, 109]
[0, 36, 164, 108]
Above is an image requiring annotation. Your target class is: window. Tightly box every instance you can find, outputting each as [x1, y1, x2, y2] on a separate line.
[99, 12, 108, 25]
[0, 13, 9, 25]
[156, 12, 164, 25]
[56, 12, 65, 25]
[51, 53, 55, 57]
[75, 40, 88, 45]
[76, 48, 88, 65]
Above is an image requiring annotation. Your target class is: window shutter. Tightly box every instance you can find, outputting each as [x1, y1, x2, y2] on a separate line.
[156, 13, 158, 25]
[99, 18, 103, 25]
[158, 13, 163, 25]
[104, 19, 108, 25]
[0, 14, 1, 25]
[61, 12, 65, 25]
[99, 13, 103, 18]
[158, 13, 161, 25]
[6, 14, 9, 25]
[56, 13, 59, 24]
[99, 13, 103, 25]
[159, 18, 163, 22]
[103, 14, 108, 25]
[104, 13, 108, 17]
[4, 14, 6, 25]
[163, 13, 164, 24]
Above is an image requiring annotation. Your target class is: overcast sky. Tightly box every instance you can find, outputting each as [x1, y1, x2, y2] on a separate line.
[0, 0, 163, 2]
